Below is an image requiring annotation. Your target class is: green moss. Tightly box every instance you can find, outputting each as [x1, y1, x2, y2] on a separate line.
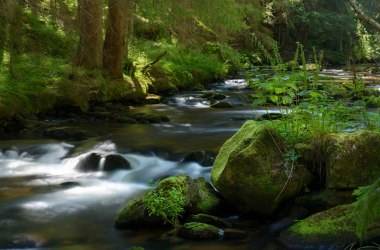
[211, 121, 313, 215]
[280, 204, 380, 248]
[326, 130, 380, 189]
[287, 205, 353, 237]
[192, 178, 221, 214]
[179, 222, 223, 239]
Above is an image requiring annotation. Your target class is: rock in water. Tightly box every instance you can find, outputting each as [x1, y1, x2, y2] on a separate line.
[76, 153, 101, 172]
[179, 222, 223, 239]
[325, 130, 380, 189]
[279, 204, 380, 249]
[114, 175, 223, 229]
[211, 121, 312, 215]
[103, 154, 131, 171]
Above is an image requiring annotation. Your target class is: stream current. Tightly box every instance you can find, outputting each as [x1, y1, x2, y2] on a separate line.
[0, 70, 379, 250]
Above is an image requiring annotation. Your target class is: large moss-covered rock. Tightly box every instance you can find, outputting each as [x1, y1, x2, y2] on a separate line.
[179, 222, 223, 239]
[279, 204, 380, 249]
[211, 121, 312, 215]
[114, 175, 223, 229]
[325, 131, 380, 189]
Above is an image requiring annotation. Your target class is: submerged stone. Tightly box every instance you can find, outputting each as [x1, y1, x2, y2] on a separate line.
[179, 222, 223, 239]
[187, 214, 231, 228]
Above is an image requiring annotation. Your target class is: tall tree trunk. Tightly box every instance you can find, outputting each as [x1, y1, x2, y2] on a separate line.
[348, 0, 380, 32]
[0, 2, 7, 66]
[103, 0, 133, 79]
[74, 0, 103, 69]
[9, 1, 23, 77]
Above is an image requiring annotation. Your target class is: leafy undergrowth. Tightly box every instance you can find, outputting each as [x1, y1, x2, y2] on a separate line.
[128, 40, 244, 93]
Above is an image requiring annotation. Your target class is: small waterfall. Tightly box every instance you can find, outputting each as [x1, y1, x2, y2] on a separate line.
[99, 157, 105, 171]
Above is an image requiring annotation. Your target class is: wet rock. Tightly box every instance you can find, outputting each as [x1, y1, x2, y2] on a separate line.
[60, 181, 81, 188]
[182, 151, 216, 166]
[179, 222, 223, 239]
[211, 121, 313, 215]
[187, 214, 231, 228]
[103, 154, 131, 171]
[145, 94, 162, 104]
[201, 92, 227, 101]
[114, 198, 164, 229]
[296, 189, 355, 213]
[279, 204, 380, 249]
[114, 175, 224, 229]
[210, 101, 233, 108]
[131, 113, 170, 123]
[325, 130, 380, 189]
[114, 116, 137, 124]
[76, 153, 101, 172]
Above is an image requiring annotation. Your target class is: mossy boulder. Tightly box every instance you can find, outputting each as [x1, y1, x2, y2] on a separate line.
[114, 198, 163, 229]
[114, 175, 223, 229]
[179, 222, 223, 239]
[211, 121, 313, 215]
[325, 130, 380, 190]
[279, 204, 380, 249]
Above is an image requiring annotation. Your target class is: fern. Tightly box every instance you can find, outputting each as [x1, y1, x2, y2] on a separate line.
[350, 178, 380, 239]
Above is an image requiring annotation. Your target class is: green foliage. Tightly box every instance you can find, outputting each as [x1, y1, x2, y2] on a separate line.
[135, 0, 246, 44]
[350, 178, 380, 239]
[22, 10, 77, 57]
[128, 40, 229, 89]
[249, 42, 380, 146]
[143, 183, 187, 228]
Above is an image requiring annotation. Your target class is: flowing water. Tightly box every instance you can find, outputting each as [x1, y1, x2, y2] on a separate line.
[0, 79, 286, 250]
[0, 70, 379, 250]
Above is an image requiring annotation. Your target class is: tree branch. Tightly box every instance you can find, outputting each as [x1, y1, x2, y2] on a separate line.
[348, 0, 380, 32]
[142, 51, 167, 74]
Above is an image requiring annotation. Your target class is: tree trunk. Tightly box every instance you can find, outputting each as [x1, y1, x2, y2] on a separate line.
[103, 0, 133, 79]
[9, 1, 23, 77]
[348, 0, 380, 32]
[0, 2, 7, 66]
[74, 0, 103, 69]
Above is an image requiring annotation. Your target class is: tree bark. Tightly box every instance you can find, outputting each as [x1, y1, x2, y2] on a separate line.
[348, 0, 380, 32]
[73, 0, 103, 69]
[9, 1, 23, 77]
[0, 2, 7, 66]
[103, 0, 133, 79]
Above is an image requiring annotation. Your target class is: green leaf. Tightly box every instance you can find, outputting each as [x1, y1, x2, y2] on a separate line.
[309, 91, 319, 98]
[252, 98, 266, 107]
[269, 95, 279, 103]
[275, 87, 285, 94]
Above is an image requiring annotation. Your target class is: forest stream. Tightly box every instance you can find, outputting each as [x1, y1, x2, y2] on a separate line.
[0, 69, 379, 250]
